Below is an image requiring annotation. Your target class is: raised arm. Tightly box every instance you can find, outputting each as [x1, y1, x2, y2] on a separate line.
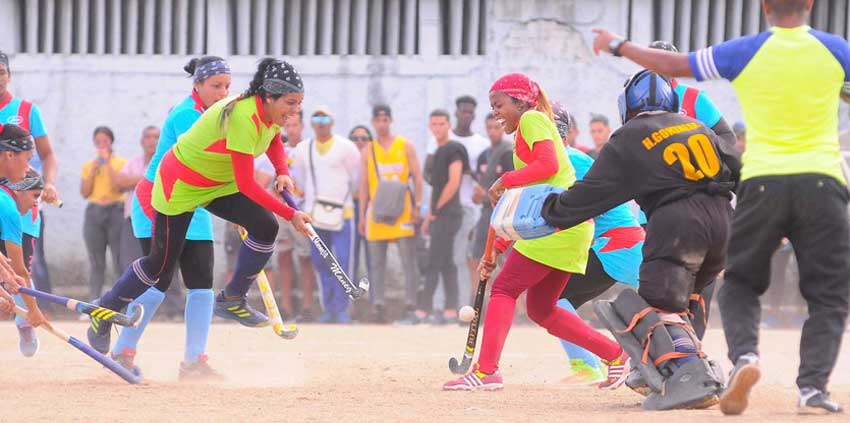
[592, 29, 693, 78]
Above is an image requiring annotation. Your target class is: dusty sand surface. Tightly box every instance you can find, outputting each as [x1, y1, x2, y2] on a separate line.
[2, 322, 848, 423]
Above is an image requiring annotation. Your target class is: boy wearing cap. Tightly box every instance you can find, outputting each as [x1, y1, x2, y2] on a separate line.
[291, 106, 361, 323]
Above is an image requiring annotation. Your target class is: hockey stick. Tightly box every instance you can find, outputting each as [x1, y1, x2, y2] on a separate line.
[281, 190, 369, 300]
[449, 228, 495, 374]
[237, 227, 298, 339]
[3, 289, 141, 384]
[18, 286, 143, 327]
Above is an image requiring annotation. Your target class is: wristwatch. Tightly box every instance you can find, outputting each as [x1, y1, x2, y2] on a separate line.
[609, 38, 627, 57]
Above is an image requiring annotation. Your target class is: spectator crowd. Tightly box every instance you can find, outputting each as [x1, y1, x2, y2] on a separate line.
[1, 48, 806, 327]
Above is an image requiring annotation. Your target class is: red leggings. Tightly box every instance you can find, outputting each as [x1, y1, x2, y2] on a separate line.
[477, 249, 623, 374]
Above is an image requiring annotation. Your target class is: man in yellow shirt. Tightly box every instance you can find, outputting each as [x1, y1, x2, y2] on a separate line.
[358, 104, 424, 324]
[592, 0, 847, 415]
[80, 126, 127, 300]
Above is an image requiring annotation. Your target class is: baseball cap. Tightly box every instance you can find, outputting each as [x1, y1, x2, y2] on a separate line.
[312, 105, 333, 118]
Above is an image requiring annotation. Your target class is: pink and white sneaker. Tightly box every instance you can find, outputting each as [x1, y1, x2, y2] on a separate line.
[442, 364, 504, 391]
[599, 349, 631, 390]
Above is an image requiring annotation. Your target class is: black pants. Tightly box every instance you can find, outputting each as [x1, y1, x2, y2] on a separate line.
[138, 237, 214, 291]
[639, 193, 730, 312]
[139, 193, 278, 292]
[719, 174, 850, 391]
[559, 250, 617, 308]
[418, 212, 462, 312]
[30, 212, 52, 301]
[83, 203, 125, 299]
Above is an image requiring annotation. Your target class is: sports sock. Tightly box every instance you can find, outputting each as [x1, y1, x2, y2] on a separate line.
[184, 289, 214, 363]
[224, 235, 274, 298]
[113, 287, 165, 354]
[540, 300, 622, 361]
[556, 298, 602, 369]
[477, 294, 517, 374]
[101, 259, 158, 311]
[13, 294, 27, 327]
[669, 326, 699, 366]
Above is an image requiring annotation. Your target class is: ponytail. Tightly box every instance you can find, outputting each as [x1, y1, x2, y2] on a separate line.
[535, 89, 555, 123]
[239, 57, 280, 100]
[183, 57, 200, 76]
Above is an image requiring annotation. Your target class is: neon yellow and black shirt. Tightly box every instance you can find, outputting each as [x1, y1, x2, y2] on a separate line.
[688, 25, 850, 184]
[152, 95, 284, 215]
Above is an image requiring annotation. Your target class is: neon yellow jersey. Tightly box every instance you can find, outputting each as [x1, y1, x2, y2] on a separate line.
[689, 25, 850, 184]
[511, 111, 593, 274]
[151, 95, 281, 215]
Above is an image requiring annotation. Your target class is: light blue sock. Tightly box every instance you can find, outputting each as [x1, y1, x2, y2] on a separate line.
[113, 287, 165, 355]
[184, 289, 214, 363]
[669, 326, 699, 366]
[13, 294, 28, 327]
[557, 298, 602, 368]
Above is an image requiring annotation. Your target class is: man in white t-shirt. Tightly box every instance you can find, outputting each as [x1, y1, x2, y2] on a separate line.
[255, 112, 317, 322]
[291, 106, 361, 324]
[425, 95, 489, 310]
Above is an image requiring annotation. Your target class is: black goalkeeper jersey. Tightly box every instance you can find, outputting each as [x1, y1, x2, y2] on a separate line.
[542, 111, 740, 230]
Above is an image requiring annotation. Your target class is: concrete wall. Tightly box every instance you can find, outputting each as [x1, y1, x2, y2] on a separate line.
[3, 0, 840, 284]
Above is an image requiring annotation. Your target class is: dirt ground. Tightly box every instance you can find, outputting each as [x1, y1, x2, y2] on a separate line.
[2, 322, 848, 423]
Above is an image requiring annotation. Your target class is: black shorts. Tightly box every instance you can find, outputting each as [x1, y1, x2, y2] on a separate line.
[22, 233, 35, 273]
[638, 193, 731, 311]
[471, 208, 492, 260]
[559, 250, 617, 308]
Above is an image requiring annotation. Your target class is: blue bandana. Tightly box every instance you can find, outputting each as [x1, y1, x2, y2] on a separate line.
[194, 60, 231, 83]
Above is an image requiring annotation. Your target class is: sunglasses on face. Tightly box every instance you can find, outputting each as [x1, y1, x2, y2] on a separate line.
[351, 136, 371, 142]
[312, 116, 331, 125]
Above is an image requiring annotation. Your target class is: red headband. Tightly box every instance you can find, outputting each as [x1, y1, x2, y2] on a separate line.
[490, 73, 540, 107]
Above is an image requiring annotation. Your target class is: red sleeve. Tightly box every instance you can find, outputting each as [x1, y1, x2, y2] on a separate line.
[500, 140, 559, 188]
[230, 150, 295, 220]
[265, 133, 289, 176]
[493, 236, 513, 255]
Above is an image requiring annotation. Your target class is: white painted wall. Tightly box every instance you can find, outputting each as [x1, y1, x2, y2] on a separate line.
[3, 0, 839, 283]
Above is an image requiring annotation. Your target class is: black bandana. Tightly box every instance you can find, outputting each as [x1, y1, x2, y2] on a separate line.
[2, 174, 43, 191]
[262, 60, 303, 95]
[0, 135, 35, 152]
[552, 101, 572, 140]
[0, 52, 8, 72]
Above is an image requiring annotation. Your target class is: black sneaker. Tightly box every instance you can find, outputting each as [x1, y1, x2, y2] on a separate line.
[720, 353, 760, 415]
[87, 300, 113, 354]
[394, 310, 423, 326]
[372, 304, 389, 324]
[297, 308, 316, 323]
[179, 354, 224, 382]
[799, 387, 844, 414]
[213, 291, 269, 327]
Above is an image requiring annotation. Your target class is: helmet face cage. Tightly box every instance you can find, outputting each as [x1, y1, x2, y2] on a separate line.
[618, 70, 679, 125]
